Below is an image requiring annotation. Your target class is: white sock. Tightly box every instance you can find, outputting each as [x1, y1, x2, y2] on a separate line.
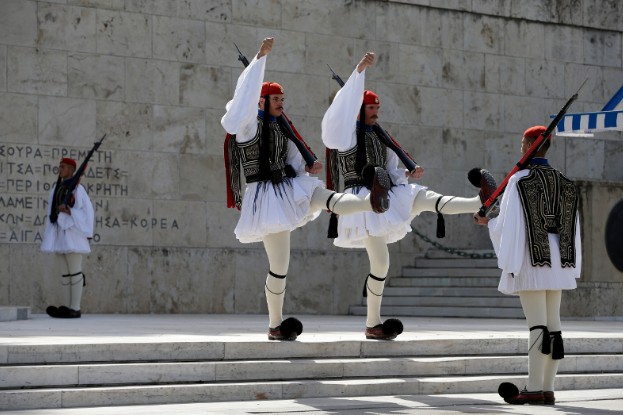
[527, 327, 547, 391]
[63, 253, 83, 310]
[265, 273, 286, 329]
[543, 356, 560, 392]
[69, 273, 84, 311]
[365, 275, 385, 328]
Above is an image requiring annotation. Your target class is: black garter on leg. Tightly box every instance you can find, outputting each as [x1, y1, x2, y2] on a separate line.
[530, 325, 551, 354]
[326, 192, 338, 238]
[435, 196, 445, 238]
[362, 273, 385, 297]
[550, 331, 564, 360]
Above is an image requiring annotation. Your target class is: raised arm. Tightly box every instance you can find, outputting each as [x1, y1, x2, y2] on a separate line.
[221, 38, 274, 135]
[321, 53, 375, 150]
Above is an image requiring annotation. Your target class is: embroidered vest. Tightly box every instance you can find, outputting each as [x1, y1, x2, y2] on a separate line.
[517, 165, 579, 267]
[238, 117, 292, 183]
[338, 128, 388, 189]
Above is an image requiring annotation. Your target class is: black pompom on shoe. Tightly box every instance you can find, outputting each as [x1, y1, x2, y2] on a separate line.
[498, 382, 519, 400]
[468, 168, 497, 204]
[467, 167, 483, 188]
[268, 317, 303, 341]
[46, 305, 60, 318]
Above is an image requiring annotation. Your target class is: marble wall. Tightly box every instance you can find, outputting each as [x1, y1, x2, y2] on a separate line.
[0, 0, 622, 315]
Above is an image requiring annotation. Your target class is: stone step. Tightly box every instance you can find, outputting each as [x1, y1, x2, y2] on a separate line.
[401, 268, 502, 277]
[2, 372, 622, 410]
[3, 336, 622, 365]
[412, 258, 499, 268]
[424, 250, 496, 260]
[391, 276, 501, 287]
[369, 296, 521, 308]
[383, 286, 503, 297]
[350, 305, 525, 319]
[0, 306, 30, 322]
[2, 354, 621, 390]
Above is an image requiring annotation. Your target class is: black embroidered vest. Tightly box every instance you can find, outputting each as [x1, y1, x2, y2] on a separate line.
[238, 117, 292, 183]
[517, 165, 579, 267]
[338, 128, 388, 189]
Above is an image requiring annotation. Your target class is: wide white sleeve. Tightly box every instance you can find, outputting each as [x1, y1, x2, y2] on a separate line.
[386, 151, 409, 185]
[57, 185, 94, 238]
[488, 173, 526, 276]
[286, 142, 307, 175]
[321, 67, 365, 151]
[221, 55, 266, 135]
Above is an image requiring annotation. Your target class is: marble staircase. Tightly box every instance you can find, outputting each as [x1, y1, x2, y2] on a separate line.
[2, 334, 622, 410]
[350, 251, 524, 318]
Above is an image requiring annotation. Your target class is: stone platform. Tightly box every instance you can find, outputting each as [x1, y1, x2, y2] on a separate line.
[0, 306, 30, 322]
[1, 314, 622, 411]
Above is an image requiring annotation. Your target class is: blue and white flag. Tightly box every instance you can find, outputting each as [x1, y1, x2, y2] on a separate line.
[552, 86, 623, 137]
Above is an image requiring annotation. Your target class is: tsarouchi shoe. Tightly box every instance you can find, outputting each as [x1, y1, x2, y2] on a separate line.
[363, 165, 391, 213]
[505, 388, 545, 405]
[467, 168, 497, 204]
[268, 317, 303, 341]
[544, 391, 555, 405]
[365, 319, 404, 340]
[58, 306, 81, 318]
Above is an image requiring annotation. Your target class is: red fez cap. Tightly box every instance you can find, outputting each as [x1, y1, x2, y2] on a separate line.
[523, 125, 550, 139]
[60, 158, 77, 168]
[363, 90, 380, 105]
[261, 82, 284, 96]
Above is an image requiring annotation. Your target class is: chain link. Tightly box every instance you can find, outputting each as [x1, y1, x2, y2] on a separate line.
[410, 226, 497, 259]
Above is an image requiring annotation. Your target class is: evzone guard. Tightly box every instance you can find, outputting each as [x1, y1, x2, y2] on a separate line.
[41, 157, 95, 318]
[221, 38, 392, 341]
[321, 52, 497, 340]
[475, 126, 582, 405]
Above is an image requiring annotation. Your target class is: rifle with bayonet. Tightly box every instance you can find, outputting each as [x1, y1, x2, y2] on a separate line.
[326, 64, 418, 173]
[50, 134, 106, 223]
[234, 43, 317, 168]
[476, 80, 587, 218]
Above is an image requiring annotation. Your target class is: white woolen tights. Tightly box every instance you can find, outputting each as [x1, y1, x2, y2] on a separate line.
[310, 187, 372, 215]
[62, 253, 84, 311]
[363, 236, 390, 328]
[262, 231, 290, 329]
[411, 190, 481, 216]
[261, 188, 374, 330]
[519, 290, 563, 392]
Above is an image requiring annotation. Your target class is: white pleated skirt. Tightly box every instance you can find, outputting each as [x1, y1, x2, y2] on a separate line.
[41, 224, 91, 254]
[334, 183, 427, 248]
[498, 234, 580, 295]
[234, 176, 324, 243]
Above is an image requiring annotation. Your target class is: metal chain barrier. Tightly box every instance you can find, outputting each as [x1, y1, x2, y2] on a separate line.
[410, 226, 497, 259]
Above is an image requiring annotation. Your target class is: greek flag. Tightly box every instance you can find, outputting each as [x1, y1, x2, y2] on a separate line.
[553, 86, 623, 137]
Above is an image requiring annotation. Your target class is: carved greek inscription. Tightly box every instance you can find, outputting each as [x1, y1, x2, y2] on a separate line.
[0, 144, 180, 244]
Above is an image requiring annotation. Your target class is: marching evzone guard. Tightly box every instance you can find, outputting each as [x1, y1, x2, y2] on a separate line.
[475, 126, 582, 406]
[221, 38, 391, 341]
[41, 157, 95, 318]
[321, 52, 497, 340]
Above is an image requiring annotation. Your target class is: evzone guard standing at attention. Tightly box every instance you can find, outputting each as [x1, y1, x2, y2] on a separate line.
[321, 52, 497, 340]
[222, 38, 392, 341]
[41, 157, 95, 318]
[475, 126, 582, 406]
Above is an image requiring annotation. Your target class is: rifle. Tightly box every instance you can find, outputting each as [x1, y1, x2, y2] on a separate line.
[50, 134, 106, 223]
[326, 64, 418, 173]
[234, 44, 317, 168]
[477, 80, 587, 217]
